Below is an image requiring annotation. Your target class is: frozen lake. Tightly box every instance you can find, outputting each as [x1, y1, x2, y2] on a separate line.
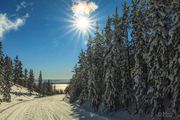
[52, 84, 69, 91]
[34, 79, 70, 91]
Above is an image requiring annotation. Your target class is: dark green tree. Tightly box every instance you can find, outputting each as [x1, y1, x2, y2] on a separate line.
[103, 16, 118, 112]
[27, 69, 34, 95]
[131, 0, 149, 114]
[47, 80, 52, 95]
[169, 0, 180, 118]
[3, 56, 13, 102]
[38, 71, 43, 95]
[42, 82, 47, 96]
[0, 42, 4, 102]
[87, 23, 104, 111]
[23, 69, 28, 87]
[13, 56, 23, 85]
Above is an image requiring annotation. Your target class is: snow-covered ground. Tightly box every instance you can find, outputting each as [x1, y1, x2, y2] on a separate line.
[74, 101, 156, 120]
[0, 85, 38, 115]
[0, 85, 107, 120]
[0, 94, 109, 120]
[0, 85, 158, 120]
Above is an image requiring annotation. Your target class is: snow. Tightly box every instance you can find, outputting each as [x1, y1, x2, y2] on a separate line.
[10, 85, 38, 100]
[0, 85, 107, 120]
[0, 85, 157, 120]
[0, 85, 38, 114]
[76, 101, 158, 120]
[0, 94, 110, 120]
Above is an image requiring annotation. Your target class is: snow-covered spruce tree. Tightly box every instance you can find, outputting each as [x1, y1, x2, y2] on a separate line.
[147, 0, 176, 118]
[68, 64, 79, 102]
[131, 0, 149, 114]
[86, 36, 94, 101]
[13, 56, 19, 84]
[113, 7, 130, 110]
[67, 50, 88, 102]
[38, 71, 43, 95]
[120, 1, 134, 110]
[103, 16, 120, 112]
[27, 69, 34, 95]
[103, 8, 127, 112]
[17, 60, 23, 85]
[13, 56, 23, 85]
[90, 23, 104, 111]
[78, 50, 89, 105]
[3, 56, 13, 102]
[168, 0, 180, 118]
[0, 42, 4, 102]
[86, 35, 100, 111]
[23, 68, 28, 87]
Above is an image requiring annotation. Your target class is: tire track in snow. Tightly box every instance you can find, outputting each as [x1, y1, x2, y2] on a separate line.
[0, 95, 109, 120]
[3, 101, 30, 120]
[0, 99, 32, 114]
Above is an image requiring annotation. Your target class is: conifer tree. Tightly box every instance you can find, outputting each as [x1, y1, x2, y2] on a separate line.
[131, 0, 149, 114]
[42, 82, 47, 96]
[104, 8, 124, 111]
[168, 0, 180, 118]
[3, 56, 13, 102]
[113, 7, 126, 110]
[69, 65, 79, 101]
[121, 1, 133, 110]
[27, 69, 34, 95]
[147, 0, 175, 118]
[47, 80, 52, 95]
[38, 71, 43, 94]
[66, 1, 180, 118]
[13, 56, 23, 85]
[103, 16, 118, 112]
[90, 23, 104, 111]
[86, 36, 93, 97]
[68, 50, 88, 102]
[13, 56, 19, 84]
[23, 69, 28, 87]
[86, 35, 99, 111]
[0, 42, 4, 101]
[18, 60, 23, 85]
[78, 50, 88, 104]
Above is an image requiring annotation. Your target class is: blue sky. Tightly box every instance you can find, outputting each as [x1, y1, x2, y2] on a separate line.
[0, 0, 130, 79]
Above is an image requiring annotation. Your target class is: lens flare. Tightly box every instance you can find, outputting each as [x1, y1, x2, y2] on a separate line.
[74, 16, 90, 33]
[67, 0, 98, 37]
[72, 15, 95, 35]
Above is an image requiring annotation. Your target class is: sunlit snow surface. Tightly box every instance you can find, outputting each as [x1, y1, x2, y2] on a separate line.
[0, 85, 155, 120]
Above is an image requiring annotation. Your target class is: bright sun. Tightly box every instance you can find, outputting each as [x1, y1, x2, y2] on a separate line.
[69, 0, 97, 37]
[73, 16, 94, 34]
[75, 16, 90, 32]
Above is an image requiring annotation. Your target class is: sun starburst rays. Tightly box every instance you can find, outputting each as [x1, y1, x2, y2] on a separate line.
[67, 14, 96, 37]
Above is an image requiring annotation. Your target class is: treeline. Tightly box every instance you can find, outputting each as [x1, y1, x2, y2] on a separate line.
[0, 42, 57, 103]
[66, 0, 179, 119]
[0, 42, 35, 102]
[37, 73, 63, 96]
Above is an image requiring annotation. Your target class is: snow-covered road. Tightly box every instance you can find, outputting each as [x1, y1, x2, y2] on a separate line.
[0, 95, 109, 120]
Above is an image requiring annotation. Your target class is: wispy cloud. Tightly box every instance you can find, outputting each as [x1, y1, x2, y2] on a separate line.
[0, 13, 29, 39]
[16, 1, 33, 12]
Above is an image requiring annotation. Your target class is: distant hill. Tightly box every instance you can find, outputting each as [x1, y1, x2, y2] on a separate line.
[34, 79, 70, 84]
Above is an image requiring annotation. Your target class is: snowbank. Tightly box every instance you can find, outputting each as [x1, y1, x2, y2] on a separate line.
[67, 100, 159, 120]
[0, 84, 38, 112]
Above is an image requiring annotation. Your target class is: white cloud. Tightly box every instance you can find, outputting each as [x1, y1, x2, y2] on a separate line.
[0, 13, 28, 39]
[72, 1, 98, 17]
